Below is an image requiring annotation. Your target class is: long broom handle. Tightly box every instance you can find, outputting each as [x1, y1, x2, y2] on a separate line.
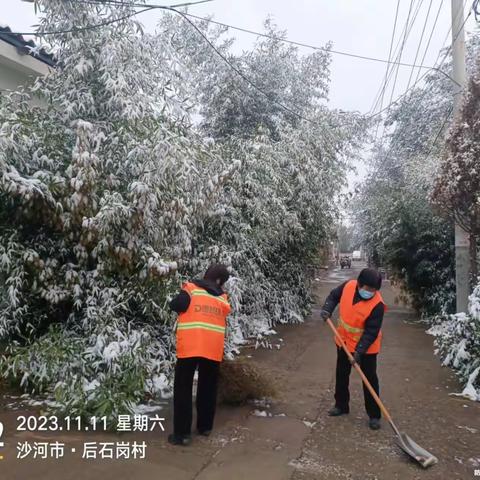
[326, 318, 401, 437]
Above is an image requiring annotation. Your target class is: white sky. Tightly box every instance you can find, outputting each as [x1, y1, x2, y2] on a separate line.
[2, 0, 478, 186]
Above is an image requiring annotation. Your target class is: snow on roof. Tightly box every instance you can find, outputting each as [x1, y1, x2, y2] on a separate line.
[0, 25, 55, 67]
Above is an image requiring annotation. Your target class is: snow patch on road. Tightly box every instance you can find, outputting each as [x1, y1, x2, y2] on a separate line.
[251, 409, 272, 417]
[289, 451, 358, 478]
[457, 425, 478, 434]
[449, 367, 480, 402]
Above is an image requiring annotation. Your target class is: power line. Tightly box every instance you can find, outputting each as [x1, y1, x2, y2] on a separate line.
[4, 5, 156, 36]
[2, 0, 212, 36]
[10, 0, 459, 92]
[16, 0, 363, 154]
[161, 0, 213, 7]
[11, 0, 469, 131]
[177, 9, 438, 70]
[415, 2, 473, 153]
[386, 0, 418, 118]
[375, 0, 423, 146]
[367, 69, 431, 119]
[375, 1, 473, 183]
[167, 7, 342, 154]
[373, 0, 401, 140]
[369, 0, 417, 114]
[85, 0, 462, 91]
[369, 0, 471, 121]
[6, 0, 349, 156]
[370, 0, 424, 115]
[16, 0, 447, 73]
[170, 9, 311, 124]
[406, 0, 434, 91]
[413, 0, 445, 85]
[424, 105, 454, 159]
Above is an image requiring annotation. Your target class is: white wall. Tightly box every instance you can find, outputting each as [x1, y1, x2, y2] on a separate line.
[0, 39, 51, 93]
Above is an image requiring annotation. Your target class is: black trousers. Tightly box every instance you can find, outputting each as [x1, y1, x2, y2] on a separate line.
[334, 347, 381, 419]
[173, 357, 220, 436]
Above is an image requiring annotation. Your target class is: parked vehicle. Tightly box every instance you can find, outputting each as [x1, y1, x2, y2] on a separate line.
[340, 256, 351, 269]
[352, 250, 361, 261]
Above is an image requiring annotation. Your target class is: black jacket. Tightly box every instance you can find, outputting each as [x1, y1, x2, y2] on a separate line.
[322, 281, 385, 355]
[169, 279, 225, 314]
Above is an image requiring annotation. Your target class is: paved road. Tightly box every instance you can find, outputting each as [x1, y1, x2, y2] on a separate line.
[1, 265, 479, 479]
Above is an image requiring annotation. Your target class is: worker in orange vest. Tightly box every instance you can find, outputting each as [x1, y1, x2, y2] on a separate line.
[168, 264, 231, 446]
[320, 268, 386, 430]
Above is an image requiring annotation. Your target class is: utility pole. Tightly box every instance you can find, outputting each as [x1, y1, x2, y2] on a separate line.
[451, 0, 469, 312]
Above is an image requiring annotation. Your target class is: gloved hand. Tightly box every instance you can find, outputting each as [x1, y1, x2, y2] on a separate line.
[319, 309, 330, 322]
[352, 351, 362, 365]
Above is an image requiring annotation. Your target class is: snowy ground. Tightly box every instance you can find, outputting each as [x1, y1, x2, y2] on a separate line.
[0, 264, 479, 479]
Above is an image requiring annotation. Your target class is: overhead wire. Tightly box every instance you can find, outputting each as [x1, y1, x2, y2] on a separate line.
[7, 0, 472, 156]
[373, 0, 401, 140]
[11, 0, 448, 73]
[367, 69, 431, 119]
[423, 105, 454, 160]
[405, 0, 473, 170]
[370, 0, 424, 115]
[386, 0, 418, 117]
[2, 0, 212, 36]
[3, 5, 156, 36]
[175, 9, 437, 70]
[75, 0, 461, 109]
[376, 0, 473, 180]
[413, 0, 445, 85]
[375, 0, 423, 146]
[166, 7, 343, 156]
[406, 0, 434, 90]
[7, 0, 458, 90]
[73, 0, 358, 155]
[370, 0, 468, 121]
[4, 0, 352, 156]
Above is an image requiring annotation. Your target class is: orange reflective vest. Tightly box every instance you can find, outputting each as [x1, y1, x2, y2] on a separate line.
[176, 282, 231, 362]
[335, 279, 385, 354]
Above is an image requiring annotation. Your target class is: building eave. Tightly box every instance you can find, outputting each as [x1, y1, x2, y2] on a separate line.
[0, 26, 55, 67]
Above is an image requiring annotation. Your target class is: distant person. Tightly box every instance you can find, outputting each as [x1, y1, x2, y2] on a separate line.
[168, 264, 231, 446]
[319, 268, 386, 430]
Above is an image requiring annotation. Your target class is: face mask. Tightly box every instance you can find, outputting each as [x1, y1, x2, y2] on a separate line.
[359, 289, 375, 300]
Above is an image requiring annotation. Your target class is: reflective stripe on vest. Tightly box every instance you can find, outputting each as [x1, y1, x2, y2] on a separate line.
[336, 279, 384, 354]
[338, 317, 363, 340]
[176, 282, 231, 361]
[177, 321, 226, 334]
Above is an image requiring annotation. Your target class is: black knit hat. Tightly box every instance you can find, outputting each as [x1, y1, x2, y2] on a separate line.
[204, 264, 230, 285]
[357, 268, 382, 290]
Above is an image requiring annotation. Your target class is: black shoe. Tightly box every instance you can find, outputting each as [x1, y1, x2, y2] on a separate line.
[197, 429, 212, 437]
[328, 407, 349, 417]
[369, 418, 381, 430]
[168, 433, 192, 446]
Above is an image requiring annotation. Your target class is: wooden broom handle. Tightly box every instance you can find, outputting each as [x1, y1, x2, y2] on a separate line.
[326, 317, 395, 426]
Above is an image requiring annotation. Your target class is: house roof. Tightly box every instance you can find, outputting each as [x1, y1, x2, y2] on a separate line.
[0, 26, 55, 67]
